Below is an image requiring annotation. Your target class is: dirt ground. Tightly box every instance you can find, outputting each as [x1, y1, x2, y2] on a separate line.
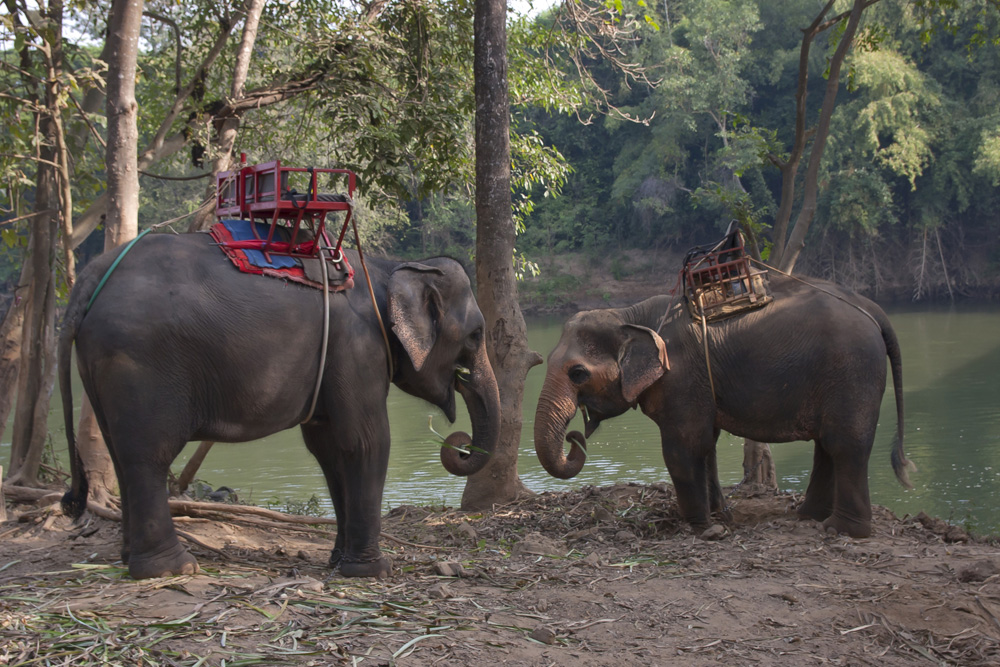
[2, 483, 1000, 666]
[3, 250, 996, 665]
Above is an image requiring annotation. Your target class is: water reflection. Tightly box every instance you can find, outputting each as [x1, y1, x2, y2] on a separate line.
[4, 303, 1000, 533]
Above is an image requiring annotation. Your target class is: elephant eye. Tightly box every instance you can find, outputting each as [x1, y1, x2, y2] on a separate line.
[464, 327, 483, 353]
[568, 365, 591, 385]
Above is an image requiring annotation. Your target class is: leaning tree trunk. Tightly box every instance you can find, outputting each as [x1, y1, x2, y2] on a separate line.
[462, 0, 541, 510]
[189, 0, 266, 233]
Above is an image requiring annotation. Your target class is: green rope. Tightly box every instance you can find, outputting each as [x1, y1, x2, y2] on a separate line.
[85, 227, 155, 313]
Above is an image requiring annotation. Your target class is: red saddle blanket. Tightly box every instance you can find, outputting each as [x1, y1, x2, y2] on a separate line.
[209, 220, 354, 291]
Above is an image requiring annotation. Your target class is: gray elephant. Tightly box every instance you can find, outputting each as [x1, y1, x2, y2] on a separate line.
[533, 273, 912, 538]
[59, 233, 499, 579]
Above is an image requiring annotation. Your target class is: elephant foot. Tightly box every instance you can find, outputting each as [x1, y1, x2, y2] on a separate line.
[821, 515, 872, 539]
[685, 514, 713, 533]
[328, 548, 343, 569]
[128, 544, 200, 579]
[796, 500, 833, 523]
[714, 506, 734, 524]
[339, 555, 392, 579]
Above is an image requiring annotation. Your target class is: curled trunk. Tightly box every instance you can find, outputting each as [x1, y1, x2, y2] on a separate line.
[533, 368, 587, 479]
[439, 342, 501, 476]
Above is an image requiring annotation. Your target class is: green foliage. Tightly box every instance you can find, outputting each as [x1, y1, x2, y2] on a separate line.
[510, 0, 1000, 289]
[4, 0, 1000, 292]
[973, 126, 1000, 185]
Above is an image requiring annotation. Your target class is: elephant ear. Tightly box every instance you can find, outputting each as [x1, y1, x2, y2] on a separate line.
[617, 324, 670, 403]
[388, 263, 446, 372]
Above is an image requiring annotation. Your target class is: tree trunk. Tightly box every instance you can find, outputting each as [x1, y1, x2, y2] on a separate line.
[104, 0, 144, 248]
[76, 395, 118, 505]
[741, 439, 777, 492]
[189, 0, 266, 232]
[776, 0, 869, 273]
[7, 0, 63, 486]
[462, 0, 542, 510]
[7, 188, 60, 487]
[0, 278, 28, 450]
[72, 0, 146, 502]
[0, 466, 7, 522]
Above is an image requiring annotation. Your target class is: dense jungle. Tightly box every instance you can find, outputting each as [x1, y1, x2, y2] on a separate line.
[3, 1, 1000, 665]
[4, 0, 1000, 301]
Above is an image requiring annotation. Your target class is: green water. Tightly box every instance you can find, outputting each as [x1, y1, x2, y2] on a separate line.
[5, 303, 1000, 533]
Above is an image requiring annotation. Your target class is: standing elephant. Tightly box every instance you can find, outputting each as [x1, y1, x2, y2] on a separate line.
[533, 273, 912, 538]
[59, 233, 500, 579]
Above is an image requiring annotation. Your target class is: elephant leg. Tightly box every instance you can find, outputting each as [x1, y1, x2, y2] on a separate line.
[706, 447, 731, 522]
[301, 424, 347, 568]
[114, 433, 197, 579]
[661, 443, 713, 530]
[301, 422, 392, 578]
[822, 437, 874, 538]
[797, 441, 835, 523]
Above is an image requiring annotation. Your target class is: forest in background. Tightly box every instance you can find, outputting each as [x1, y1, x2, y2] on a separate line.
[3, 0, 1000, 305]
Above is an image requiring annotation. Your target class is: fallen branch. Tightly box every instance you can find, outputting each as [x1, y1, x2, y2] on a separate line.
[2, 484, 442, 550]
[167, 499, 337, 525]
[176, 530, 229, 559]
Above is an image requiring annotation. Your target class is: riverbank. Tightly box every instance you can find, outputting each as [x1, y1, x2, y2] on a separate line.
[518, 248, 1000, 316]
[2, 484, 999, 665]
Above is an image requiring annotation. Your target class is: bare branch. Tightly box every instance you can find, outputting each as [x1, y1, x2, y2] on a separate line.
[143, 10, 182, 93]
[0, 152, 62, 169]
[138, 14, 235, 170]
[67, 91, 106, 149]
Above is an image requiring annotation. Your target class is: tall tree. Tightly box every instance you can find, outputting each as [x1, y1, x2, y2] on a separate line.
[463, 0, 542, 509]
[769, 0, 871, 272]
[73, 0, 147, 504]
[104, 0, 145, 248]
[5, 0, 69, 487]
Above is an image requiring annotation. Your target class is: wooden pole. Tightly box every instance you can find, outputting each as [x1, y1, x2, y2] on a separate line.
[1, 465, 8, 522]
[176, 441, 215, 494]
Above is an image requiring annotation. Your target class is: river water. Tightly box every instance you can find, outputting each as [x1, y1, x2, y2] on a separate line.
[5, 302, 1000, 533]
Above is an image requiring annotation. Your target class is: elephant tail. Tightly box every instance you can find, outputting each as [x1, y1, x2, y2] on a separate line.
[880, 315, 915, 489]
[59, 289, 89, 520]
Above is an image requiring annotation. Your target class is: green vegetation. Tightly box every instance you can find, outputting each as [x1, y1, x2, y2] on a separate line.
[3, 1, 999, 302]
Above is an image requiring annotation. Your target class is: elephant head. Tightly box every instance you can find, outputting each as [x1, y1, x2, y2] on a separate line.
[534, 310, 670, 479]
[388, 259, 500, 477]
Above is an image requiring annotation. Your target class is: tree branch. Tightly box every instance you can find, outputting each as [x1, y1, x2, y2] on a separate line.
[142, 10, 182, 93]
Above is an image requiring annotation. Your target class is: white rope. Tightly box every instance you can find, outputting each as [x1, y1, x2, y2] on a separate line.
[301, 237, 331, 424]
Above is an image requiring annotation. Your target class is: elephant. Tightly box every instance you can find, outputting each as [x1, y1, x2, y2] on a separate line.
[59, 232, 500, 579]
[533, 273, 912, 538]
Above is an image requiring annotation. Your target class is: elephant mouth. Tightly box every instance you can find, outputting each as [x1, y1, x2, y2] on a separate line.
[581, 405, 603, 438]
[439, 364, 473, 423]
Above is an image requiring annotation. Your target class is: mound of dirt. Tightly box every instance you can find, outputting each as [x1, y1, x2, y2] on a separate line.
[2, 484, 999, 665]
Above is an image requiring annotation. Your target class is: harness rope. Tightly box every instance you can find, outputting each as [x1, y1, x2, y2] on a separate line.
[301, 234, 332, 424]
[747, 257, 881, 329]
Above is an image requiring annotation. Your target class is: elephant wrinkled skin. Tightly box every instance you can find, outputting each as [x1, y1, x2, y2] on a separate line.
[59, 233, 500, 579]
[534, 274, 912, 538]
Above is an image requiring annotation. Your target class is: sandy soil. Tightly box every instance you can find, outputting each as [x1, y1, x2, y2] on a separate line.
[2, 484, 999, 666]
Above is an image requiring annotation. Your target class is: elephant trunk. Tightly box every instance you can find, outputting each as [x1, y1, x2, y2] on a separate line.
[439, 343, 501, 476]
[533, 368, 587, 479]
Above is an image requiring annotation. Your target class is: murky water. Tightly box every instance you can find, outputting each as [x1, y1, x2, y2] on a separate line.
[5, 303, 1000, 533]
